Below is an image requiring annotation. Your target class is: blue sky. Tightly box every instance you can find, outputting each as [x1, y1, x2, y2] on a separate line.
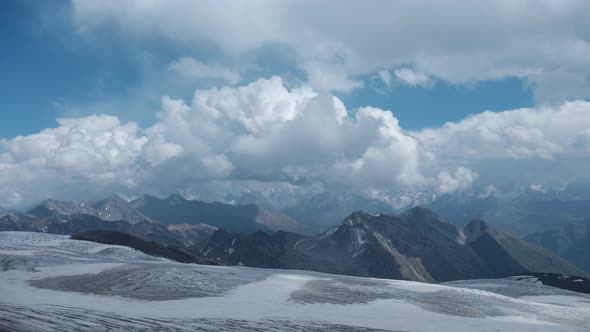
[0, 1, 589, 208]
[1, 1, 149, 137]
[0, 0, 538, 138]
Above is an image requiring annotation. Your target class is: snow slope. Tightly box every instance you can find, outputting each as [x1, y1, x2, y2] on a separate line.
[1, 231, 589, 332]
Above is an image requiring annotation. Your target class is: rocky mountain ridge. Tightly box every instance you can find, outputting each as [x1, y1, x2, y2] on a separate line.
[26, 194, 310, 235]
[198, 206, 586, 282]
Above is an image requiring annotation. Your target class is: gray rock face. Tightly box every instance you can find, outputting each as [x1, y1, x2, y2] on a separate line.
[198, 207, 587, 282]
[295, 208, 489, 282]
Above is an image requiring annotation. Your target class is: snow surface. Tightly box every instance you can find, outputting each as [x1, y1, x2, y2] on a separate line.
[1, 231, 590, 331]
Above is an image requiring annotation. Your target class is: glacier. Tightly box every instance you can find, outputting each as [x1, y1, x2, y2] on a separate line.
[1, 231, 589, 332]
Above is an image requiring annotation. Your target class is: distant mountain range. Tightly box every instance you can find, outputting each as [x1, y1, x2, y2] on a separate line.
[426, 184, 590, 237]
[198, 207, 585, 282]
[25, 194, 310, 235]
[29, 194, 149, 224]
[267, 181, 590, 236]
[0, 193, 310, 248]
[5, 180, 590, 238]
[1, 193, 588, 282]
[130, 194, 310, 235]
[0, 212, 208, 247]
[280, 192, 397, 231]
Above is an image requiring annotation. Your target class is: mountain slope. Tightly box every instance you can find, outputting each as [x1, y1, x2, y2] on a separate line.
[463, 219, 583, 276]
[131, 194, 310, 234]
[72, 230, 216, 265]
[26, 194, 310, 235]
[198, 207, 587, 282]
[0, 213, 214, 247]
[197, 229, 307, 268]
[525, 222, 590, 271]
[293, 208, 491, 282]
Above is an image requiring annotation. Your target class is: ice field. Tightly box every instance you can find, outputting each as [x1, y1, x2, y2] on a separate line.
[1, 232, 589, 332]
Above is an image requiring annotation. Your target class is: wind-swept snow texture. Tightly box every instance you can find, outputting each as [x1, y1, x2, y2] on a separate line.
[1, 231, 589, 332]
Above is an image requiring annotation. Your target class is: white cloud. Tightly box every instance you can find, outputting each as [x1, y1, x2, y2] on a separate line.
[168, 57, 240, 84]
[437, 167, 478, 194]
[414, 100, 590, 185]
[415, 101, 590, 161]
[152, 77, 419, 190]
[394, 68, 432, 87]
[0, 115, 150, 206]
[1, 78, 590, 208]
[0, 78, 423, 207]
[71, 0, 590, 101]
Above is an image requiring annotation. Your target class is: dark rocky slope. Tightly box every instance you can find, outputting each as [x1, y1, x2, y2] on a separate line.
[72, 230, 217, 265]
[199, 207, 586, 282]
[0, 213, 214, 247]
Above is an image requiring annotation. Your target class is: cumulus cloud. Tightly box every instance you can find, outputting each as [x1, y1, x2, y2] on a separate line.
[0, 78, 424, 207]
[1, 78, 590, 208]
[0, 115, 149, 206]
[71, 0, 590, 101]
[414, 101, 590, 185]
[415, 102, 590, 161]
[150, 77, 420, 190]
[437, 167, 478, 194]
[168, 57, 240, 84]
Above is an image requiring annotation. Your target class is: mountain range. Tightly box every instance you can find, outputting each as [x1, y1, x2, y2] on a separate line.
[6, 180, 590, 239]
[197, 207, 585, 282]
[426, 184, 590, 237]
[0, 212, 204, 247]
[29, 195, 149, 224]
[1, 193, 588, 282]
[264, 181, 590, 237]
[1, 193, 311, 248]
[25, 194, 310, 235]
[130, 194, 310, 234]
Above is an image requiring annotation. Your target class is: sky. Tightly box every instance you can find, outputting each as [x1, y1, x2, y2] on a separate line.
[1, 0, 590, 208]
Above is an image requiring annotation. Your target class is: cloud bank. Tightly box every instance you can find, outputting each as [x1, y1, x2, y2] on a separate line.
[71, 0, 590, 102]
[2, 77, 590, 208]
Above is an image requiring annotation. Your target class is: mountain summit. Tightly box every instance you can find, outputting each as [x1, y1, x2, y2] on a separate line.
[199, 207, 585, 282]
